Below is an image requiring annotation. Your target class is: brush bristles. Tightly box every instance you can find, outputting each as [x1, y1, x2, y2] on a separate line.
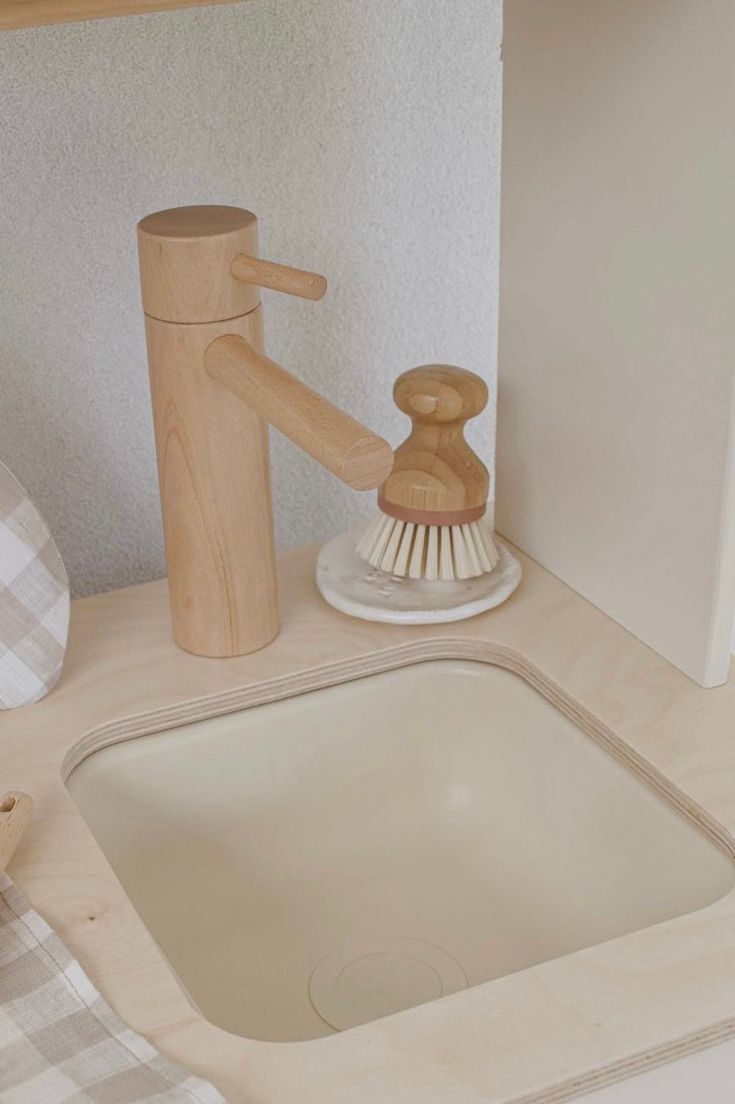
[356, 512, 500, 581]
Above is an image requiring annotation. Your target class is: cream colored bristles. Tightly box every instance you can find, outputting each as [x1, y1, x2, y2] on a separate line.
[439, 528, 453, 580]
[452, 525, 472, 579]
[393, 522, 415, 576]
[408, 525, 427, 579]
[358, 513, 393, 567]
[380, 520, 403, 573]
[426, 526, 439, 580]
[356, 512, 500, 581]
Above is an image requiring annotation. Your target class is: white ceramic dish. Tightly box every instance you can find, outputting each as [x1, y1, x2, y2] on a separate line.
[316, 527, 522, 623]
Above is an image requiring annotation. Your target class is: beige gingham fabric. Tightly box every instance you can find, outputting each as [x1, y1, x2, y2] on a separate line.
[0, 872, 226, 1104]
[0, 461, 69, 710]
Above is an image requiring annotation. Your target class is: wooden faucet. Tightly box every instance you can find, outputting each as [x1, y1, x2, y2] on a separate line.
[137, 205, 393, 658]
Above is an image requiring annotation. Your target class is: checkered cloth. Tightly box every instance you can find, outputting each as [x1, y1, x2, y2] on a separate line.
[0, 461, 69, 710]
[0, 872, 227, 1103]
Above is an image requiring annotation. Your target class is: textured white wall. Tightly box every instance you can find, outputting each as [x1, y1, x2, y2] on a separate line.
[0, 0, 502, 597]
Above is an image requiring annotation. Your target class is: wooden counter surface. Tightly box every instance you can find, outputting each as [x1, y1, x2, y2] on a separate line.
[4, 544, 735, 1103]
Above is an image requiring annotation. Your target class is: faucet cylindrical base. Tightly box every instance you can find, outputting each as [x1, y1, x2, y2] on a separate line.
[144, 305, 279, 657]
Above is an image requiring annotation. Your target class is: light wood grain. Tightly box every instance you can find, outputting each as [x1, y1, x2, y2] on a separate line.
[379, 365, 489, 525]
[231, 254, 327, 302]
[0, 0, 240, 29]
[138, 206, 261, 325]
[145, 308, 278, 657]
[205, 335, 394, 492]
[138, 204, 386, 657]
[3, 546, 735, 1104]
[0, 792, 33, 870]
[138, 205, 278, 657]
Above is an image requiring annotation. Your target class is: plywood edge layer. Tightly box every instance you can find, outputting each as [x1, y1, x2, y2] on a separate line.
[514, 1018, 735, 1104]
[61, 637, 735, 864]
[0, 0, 242, 30]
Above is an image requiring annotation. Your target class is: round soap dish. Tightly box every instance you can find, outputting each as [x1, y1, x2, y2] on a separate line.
[316, 526, 522, 625]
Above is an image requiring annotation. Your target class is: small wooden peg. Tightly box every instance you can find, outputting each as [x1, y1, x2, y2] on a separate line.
[0, 792, 34, 871]
[231, 254, 327, 302]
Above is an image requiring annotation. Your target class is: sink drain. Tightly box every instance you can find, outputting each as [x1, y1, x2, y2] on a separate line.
[309, 937, 469, 1031]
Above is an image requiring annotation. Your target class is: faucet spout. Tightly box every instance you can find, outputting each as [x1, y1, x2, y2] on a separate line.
[205, 335, 393, 492]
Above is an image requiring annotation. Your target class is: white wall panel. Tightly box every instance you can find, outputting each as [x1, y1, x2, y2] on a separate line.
[498, 0, 735, 686]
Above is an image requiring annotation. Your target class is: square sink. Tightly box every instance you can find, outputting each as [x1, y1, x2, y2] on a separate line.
[66, 659, 735, 1043]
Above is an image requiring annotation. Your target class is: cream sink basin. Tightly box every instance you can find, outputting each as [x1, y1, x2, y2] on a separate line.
[66, 659, 735, 1044]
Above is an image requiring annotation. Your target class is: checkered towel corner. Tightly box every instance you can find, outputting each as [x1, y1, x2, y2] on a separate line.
[0, 461, 69, 710]
[0, 872, 227, 1103]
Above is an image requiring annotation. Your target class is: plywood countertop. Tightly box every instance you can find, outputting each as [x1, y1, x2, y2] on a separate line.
[4, 543, 735, 1104]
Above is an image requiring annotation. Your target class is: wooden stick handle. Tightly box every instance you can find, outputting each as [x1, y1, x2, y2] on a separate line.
[231, 254, 327, 302]
[205, 335, 394, 491]
[0, 792, 33, 871]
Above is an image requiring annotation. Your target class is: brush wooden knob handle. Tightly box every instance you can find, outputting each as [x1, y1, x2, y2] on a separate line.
[393, 364, 488, 424]
[379, 365, 490, 526]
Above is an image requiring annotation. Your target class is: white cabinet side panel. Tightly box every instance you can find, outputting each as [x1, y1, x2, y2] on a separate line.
[497, 0, 735, 686]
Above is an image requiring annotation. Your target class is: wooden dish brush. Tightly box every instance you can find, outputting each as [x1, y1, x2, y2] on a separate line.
[356, 365, 500, 581]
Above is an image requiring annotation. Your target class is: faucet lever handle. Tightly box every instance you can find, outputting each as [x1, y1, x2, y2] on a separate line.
[231, 253, 327, 302]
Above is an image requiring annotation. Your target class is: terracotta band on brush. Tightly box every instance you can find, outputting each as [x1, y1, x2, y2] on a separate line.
[377, 496, 486, 527]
